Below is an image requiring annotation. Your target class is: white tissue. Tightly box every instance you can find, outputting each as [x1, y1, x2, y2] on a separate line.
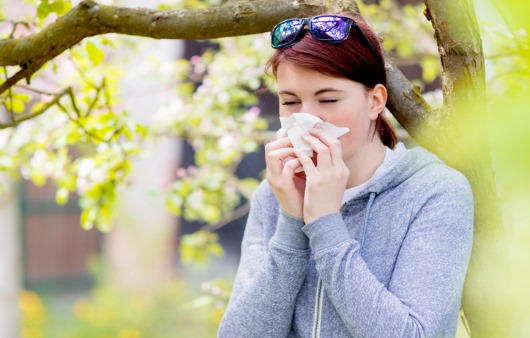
[276, 113, 350, 172]
[277, 113, 350, 155]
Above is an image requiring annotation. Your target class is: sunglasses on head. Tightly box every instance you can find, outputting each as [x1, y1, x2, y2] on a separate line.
[271, 14, 377, 54]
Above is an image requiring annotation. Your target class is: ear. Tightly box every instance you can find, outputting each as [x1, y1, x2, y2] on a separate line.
[368, 84, 387, 121]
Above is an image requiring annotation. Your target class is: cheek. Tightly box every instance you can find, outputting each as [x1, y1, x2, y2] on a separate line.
[341, 111, 372, 137]
[338, 120, 370, 152]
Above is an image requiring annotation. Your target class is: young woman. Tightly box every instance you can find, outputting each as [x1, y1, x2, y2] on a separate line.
[218, 13, 473, 338]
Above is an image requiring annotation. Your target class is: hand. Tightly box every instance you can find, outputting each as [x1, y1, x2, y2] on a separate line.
[265, 137, 306, 219]
[294, 128, 349, 224]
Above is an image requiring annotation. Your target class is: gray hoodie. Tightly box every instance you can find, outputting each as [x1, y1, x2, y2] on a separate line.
[218, 143, 474, 338]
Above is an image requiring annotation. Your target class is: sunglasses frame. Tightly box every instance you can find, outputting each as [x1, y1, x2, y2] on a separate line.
[271, 15, 377, 55]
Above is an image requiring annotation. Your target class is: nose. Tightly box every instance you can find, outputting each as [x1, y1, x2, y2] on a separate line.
[299, 104, 322, 120]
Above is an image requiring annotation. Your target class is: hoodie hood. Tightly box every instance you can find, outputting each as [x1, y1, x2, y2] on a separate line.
[353, 142, 443, 199]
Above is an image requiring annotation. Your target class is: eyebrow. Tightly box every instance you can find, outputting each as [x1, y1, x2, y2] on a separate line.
[278, 88, 344, 96]
[314, 88, 344, 96]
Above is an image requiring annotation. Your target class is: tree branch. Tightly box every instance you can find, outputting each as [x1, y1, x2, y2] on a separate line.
[0, 0, 432, 139]
[0, 0, 353, 68]
[384, 56, 433, 142]
[0, 87, 70, 128]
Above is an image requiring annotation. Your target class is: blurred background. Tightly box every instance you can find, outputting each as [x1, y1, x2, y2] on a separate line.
[1, 0, 529, 337]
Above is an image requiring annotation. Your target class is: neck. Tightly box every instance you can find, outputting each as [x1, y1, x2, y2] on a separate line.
[345, 138, 386, 188]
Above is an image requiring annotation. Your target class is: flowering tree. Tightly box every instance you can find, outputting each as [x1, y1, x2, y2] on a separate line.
[1, 0, 529, 336]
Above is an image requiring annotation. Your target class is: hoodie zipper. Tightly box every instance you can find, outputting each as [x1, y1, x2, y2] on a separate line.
[310, 193, 376, 337]
[312, 278, 324, 338]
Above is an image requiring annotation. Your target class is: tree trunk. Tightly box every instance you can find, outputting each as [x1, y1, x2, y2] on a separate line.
[0, 175, 21, 338]
[423, 1, 513, 336]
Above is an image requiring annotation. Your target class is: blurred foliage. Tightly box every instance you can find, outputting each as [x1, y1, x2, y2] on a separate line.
[17, 252, 228, 337]
[154, 34, 271, 231]
[359, 0, 440, 87]
[472, 0, 530, 334]
[0, 0, 269, 241]
[19, 291, 48, 338]
[1, 0, 146, 232]
[18, 281, 223, 338]
[180, 230, 225, 265]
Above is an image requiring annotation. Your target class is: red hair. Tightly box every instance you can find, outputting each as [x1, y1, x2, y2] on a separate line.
[265, 14, 397, 148]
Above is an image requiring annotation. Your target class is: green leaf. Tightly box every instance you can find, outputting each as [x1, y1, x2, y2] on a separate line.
[207, 242, 224, 257]
[203, 205, 221, 223]
[166, 195, 183, 216]
[80, 208, 96, 230]
[135, 124, 148, 138]
[421, 56, 441, 83]
[86, 41, 105, 66]
[29, 101, 48, 114]
[179, 231, 224, 265]
[30, 172, 46, 187]
[254, 117, 268, 131]
[58, 0, 72, 15]
[55, 187, 69, 205]
[36, 0, 50, 20]
[6, 99, 25, 114]
[238, 177, 259, 199]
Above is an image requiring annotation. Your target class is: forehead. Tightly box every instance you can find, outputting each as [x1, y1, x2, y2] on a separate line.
[277, 61, 340, 84]
[276, 61, 362, 93]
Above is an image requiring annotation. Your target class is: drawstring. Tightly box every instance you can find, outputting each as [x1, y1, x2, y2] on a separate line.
[360, 192, 376, 251]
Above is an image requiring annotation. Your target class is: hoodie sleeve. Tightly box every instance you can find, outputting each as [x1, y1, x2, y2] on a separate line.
[302, 169, 474, 338]
[218, 184, 310, 337]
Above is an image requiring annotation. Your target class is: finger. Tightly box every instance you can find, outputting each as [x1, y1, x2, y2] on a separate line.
[294, 149, 318, 176]
[266, 148, 296, 176]
[282, 157, 302, 176]
[264, 137, 293, 154]
[301, 134, 332, 169]
[308, 128, 343, 166]
[264, 138, 294, 167]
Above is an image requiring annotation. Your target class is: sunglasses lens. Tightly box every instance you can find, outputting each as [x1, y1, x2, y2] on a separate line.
[311, 16, 350, 41]
[272, 19, 303, 48]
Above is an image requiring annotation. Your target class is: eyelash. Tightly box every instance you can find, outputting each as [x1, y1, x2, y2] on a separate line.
[281, 99, 338, 106]
[320, 99, 338, 103]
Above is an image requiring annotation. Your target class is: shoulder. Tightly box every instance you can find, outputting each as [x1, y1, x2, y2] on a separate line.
[409, 147, 472, 197]
[403, 147, 474, 215]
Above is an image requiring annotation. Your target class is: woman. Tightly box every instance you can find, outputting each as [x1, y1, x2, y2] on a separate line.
[218, 13, 473, 338]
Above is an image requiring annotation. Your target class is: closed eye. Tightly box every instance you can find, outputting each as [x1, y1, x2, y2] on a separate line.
[281, 100, 300, 106]
[319, 98, 339, 103]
